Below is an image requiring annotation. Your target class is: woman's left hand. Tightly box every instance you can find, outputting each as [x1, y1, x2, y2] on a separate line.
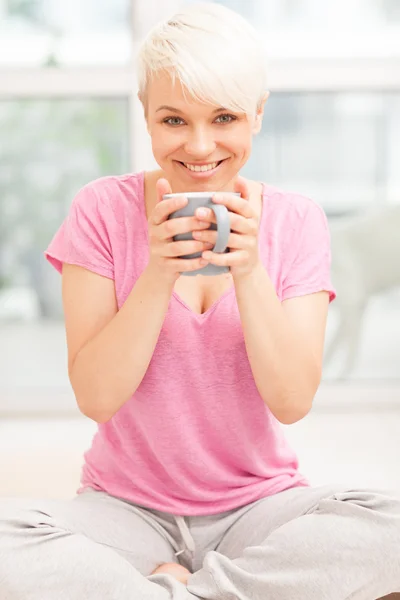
[192, 177, 261, 279]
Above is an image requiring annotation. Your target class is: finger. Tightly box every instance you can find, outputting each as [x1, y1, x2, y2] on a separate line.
[169, 256, 210, 272]
[193, 211, 256, 236]
[194, 206, 217, 224]
[201, 249, 250, 266]
[155, 178, 172, 202]
[160, 216, 211, 241]
[230, 214, 258, 236]
[211, 192, 253, 218]
[234, 176, 251, 201]
[193, 229, 254, 250]
[166, 239, 214, 258]
[152, 193, 188, 226]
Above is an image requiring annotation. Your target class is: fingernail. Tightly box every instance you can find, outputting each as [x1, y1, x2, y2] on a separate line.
[197, 208, 209, 218]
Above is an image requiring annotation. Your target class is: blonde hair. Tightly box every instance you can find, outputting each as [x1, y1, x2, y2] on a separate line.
[136, 2, 267, 116]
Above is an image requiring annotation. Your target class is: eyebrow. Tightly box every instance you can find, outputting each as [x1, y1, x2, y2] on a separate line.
[156, 105, 228, 114]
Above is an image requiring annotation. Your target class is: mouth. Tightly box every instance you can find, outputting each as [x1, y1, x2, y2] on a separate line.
[175, 158, 228, 178]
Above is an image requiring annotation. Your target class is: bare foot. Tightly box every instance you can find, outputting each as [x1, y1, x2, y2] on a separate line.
[150, 562, 191, 585]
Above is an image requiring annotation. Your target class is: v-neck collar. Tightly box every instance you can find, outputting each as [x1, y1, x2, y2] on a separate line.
[138, 172, 266, 320]
[172, 283, 235, 321]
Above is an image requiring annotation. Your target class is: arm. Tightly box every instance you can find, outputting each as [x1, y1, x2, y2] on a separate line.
[234, 263, 329, 424]
[193, 179, 334, 424]
[59, 178, 211, 424]
[64, 263, 174, 423]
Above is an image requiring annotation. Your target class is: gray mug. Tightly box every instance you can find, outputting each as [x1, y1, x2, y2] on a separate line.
[164, 192, 239, 276]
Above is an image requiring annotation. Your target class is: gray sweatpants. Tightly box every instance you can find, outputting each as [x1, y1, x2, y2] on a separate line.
[1, 483, 400, 600]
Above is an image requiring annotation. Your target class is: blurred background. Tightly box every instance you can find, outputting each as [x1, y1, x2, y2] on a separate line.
[0, 0, 399, 498]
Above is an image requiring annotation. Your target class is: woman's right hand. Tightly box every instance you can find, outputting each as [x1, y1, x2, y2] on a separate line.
[146, 178, 213, 284]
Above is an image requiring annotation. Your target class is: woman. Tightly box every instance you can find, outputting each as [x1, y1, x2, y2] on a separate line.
[1, 3, 399, 599]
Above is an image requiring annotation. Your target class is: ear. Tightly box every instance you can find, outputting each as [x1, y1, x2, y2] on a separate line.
[252, 91, 270, 135]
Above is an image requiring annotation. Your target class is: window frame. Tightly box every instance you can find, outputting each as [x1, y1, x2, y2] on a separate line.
[1, 58, 400, 174]
[0, 0, 399, 413]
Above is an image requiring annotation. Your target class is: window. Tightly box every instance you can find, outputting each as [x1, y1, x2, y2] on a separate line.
[0, 0, 131, 67]
[0, 98, 130, 320]
[0, 0, 399, 413]
[197, 0, 400, 58]
[245, 92, 400, 213]
[244, 91, 400, 381]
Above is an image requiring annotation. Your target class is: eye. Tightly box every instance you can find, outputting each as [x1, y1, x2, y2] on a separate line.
[215, 114, 237, 124]
[163, 116, 185, 126]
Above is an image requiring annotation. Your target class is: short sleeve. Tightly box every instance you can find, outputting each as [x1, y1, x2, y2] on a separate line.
[44, 183, 114, 279]
[281, 200, 336, 303]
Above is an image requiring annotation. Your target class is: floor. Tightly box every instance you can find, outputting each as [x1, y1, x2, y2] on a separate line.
[1, 407, 399, 499]
[1, 409, 399, 598]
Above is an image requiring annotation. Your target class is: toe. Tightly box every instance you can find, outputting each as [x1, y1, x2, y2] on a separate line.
[151, 562, 191, 584]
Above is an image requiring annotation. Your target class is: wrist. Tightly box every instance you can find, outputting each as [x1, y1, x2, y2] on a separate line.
[232, 261, 264, 286]
[144, 262, 178, 292]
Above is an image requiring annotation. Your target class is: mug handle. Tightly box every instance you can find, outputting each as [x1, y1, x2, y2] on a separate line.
[209, 204, 230, 253]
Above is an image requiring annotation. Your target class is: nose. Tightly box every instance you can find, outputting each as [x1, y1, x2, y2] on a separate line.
[184, 126, 217, 158]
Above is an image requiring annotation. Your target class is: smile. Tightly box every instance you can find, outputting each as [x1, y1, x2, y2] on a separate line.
[183, 161, 221, 172]
[176, 158, 227, 177]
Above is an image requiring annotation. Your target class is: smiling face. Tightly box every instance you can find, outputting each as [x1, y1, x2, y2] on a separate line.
[142, 71, 267, 193]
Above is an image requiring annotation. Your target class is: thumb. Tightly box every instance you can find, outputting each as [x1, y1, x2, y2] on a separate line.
[156, 178, 172, 202]
[234, 176, 250, 201]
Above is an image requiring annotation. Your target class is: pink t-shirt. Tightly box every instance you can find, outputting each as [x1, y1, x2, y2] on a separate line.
[45, 171, 336, 516]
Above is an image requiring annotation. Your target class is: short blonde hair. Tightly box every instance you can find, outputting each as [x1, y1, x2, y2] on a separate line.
[136, 2, 267, 116]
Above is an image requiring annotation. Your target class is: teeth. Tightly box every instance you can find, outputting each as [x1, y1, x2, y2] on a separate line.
[183, 161, 219, 172]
